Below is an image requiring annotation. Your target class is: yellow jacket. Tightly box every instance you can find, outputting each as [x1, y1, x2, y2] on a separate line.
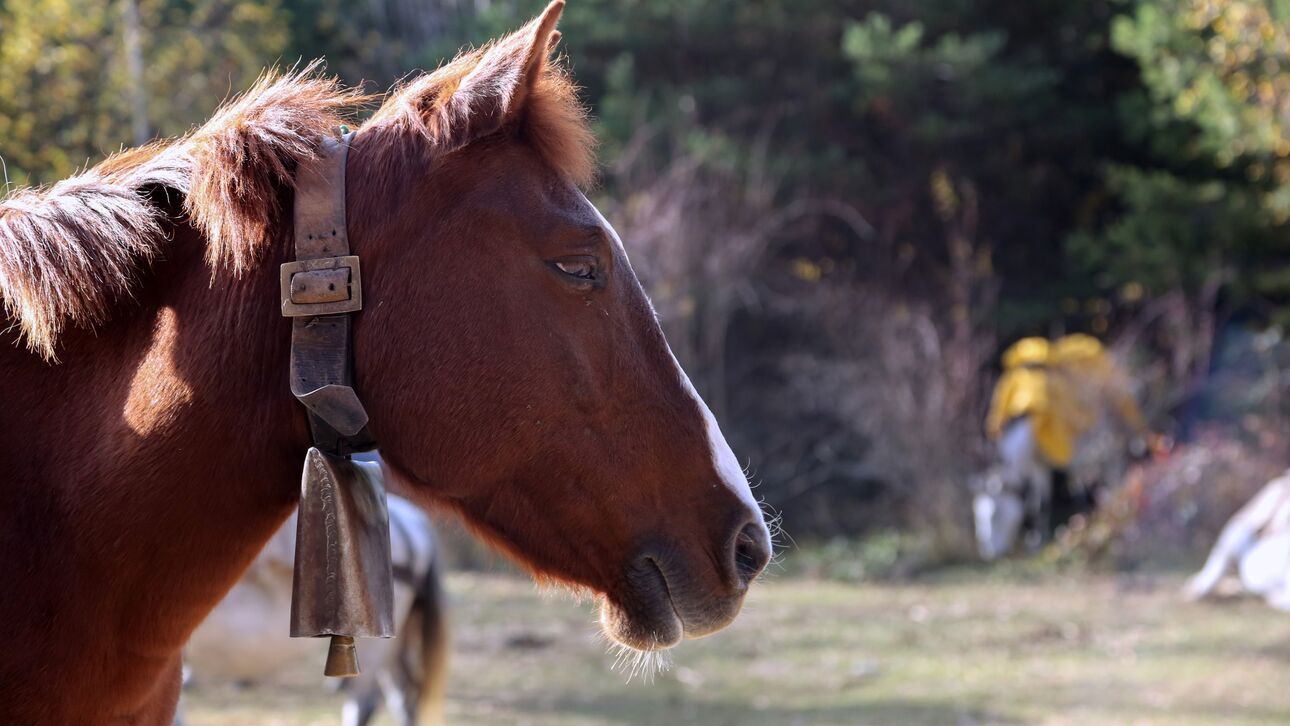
[986, 335, 1145, 468]
[1050, 334, 1146, 435]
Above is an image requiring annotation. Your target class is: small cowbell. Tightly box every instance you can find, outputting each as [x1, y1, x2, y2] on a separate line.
[290, 448, 396, 677]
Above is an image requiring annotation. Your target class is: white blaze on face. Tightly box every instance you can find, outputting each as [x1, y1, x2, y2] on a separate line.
[583, 196, 768, 535]
[661, 353, 758, 513]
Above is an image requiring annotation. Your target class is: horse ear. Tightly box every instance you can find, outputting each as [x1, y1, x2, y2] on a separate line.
[429, 0, 564, 149]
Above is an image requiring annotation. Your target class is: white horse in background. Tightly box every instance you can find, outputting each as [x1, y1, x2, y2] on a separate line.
[1185, 472, 1290, 610]
[180, 494, 448, 725]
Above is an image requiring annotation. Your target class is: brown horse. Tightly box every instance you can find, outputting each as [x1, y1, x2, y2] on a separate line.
[0, 3, 771, 723]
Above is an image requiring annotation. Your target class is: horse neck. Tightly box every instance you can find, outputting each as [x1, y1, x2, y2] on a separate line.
[0, 219, 311, 711]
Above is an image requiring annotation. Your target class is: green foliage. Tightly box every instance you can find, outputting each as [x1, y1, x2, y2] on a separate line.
[1088, 0, 1290, 302]
[1069, 166, 1274, 297]
[0, 0, 288, 185]
[1112, 0, 1290, 167]
[843, 13, 1058, 145]
[143, 0, 289, 138]
[0, 1, 123, 183]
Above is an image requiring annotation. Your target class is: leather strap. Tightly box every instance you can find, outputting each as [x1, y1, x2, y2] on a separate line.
[294, 134, 353, 262]
[284, 131, 374, 454]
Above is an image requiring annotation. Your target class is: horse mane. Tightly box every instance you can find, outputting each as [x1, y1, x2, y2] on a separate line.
[364, 42, 596, 189]
[0, 62, 366, 361]
[1, 36, 596, 362]
[0, 170, 169, 362]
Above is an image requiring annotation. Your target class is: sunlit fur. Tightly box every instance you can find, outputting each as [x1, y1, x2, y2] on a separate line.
[0, 174, 164, 361]
[186, 62, 372, 275]
[0, 64, 364, 360]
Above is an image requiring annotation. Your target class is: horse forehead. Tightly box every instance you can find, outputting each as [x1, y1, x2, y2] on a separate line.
[579, 193, 630, 257]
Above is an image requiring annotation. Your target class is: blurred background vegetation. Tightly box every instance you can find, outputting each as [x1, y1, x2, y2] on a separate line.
[5, 0, 1290, 565]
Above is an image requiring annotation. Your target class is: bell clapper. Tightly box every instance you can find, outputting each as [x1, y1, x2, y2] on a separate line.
[323, 635, 361, 678]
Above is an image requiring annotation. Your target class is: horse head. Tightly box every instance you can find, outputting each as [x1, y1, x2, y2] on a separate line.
[343, 1, 771, 651]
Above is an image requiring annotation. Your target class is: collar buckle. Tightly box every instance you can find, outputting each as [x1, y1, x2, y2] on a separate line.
[280, 255, 362, 317]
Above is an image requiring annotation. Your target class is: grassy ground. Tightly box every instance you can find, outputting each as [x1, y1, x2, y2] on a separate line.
[183, 570, 1290, 725]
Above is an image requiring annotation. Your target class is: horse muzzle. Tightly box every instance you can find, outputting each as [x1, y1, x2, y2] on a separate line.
[600, 517, 771, 651]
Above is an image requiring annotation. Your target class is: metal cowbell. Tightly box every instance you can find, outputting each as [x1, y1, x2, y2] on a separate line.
[290, 447, 395, 677]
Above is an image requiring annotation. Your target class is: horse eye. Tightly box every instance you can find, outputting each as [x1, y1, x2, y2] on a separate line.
[552, 259, 597, 281]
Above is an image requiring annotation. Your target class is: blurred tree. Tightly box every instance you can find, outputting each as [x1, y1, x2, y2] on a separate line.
[0, 0, 288, 185]
[285, 0, 475, 85]
[0, 0, 122, 184]
[1075, 0, 1290, 391]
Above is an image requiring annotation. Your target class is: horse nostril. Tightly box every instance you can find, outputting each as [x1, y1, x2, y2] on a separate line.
[732, 522, 771, 586]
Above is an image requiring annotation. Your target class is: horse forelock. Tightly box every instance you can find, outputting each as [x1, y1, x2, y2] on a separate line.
[0, 61, 369, 361]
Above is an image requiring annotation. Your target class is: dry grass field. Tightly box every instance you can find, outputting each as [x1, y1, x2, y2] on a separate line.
[182, 571, 1290, 725]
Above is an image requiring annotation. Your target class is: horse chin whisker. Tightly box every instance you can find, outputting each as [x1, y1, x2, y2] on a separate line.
[606, 641, 673, 684]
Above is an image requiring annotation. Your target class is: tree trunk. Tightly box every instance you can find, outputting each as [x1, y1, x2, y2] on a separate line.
[122, 0, 148, 146]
